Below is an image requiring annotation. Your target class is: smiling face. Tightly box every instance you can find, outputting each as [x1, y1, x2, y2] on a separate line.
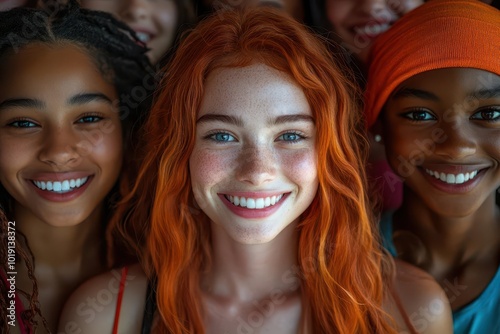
[382, 68, 500, 217]
[189, 63, 318, 244]
[0, 43, 123, 227]
[325, 0, 422, 63]
[81, 0, 178, 64]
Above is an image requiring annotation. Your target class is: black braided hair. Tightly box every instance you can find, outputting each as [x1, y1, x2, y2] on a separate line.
[0, 1, 154, 332]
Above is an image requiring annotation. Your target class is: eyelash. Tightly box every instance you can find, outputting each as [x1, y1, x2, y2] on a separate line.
[276, 131, 307, 143]
[204, 131, 236, 143]
[203, 130, 308, 144]
[400, 108, 436, 122]
[7, 118, 39, 128]
[470, 107, 500, 123]
[76, 113, 104, 124]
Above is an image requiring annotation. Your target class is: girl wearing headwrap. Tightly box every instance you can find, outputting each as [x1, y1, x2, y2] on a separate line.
[364, 1, 500, 333]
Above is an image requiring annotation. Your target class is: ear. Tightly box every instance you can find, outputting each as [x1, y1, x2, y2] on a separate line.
[369, 117, 384, 145]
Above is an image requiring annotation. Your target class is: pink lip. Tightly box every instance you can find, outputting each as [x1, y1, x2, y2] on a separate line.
[218, 193, 289, 219]
[223, 191, 286, 198]
[420, 167, 486, 194]
[130, 26, 156, 36]
[28, 175, 93, 203]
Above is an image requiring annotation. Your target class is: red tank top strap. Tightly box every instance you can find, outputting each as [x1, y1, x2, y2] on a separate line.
[389, 283, 419, 334]
[1, 270, 32, 333]
[112, 266, 129, 334]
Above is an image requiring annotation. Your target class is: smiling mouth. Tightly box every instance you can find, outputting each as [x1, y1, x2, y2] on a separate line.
[224, 194, 286, 209]
[424, 169, 480, 185]
[353, 22, 391, 37]
[31, 177, 89, 194]
[135, 32, 152, 43]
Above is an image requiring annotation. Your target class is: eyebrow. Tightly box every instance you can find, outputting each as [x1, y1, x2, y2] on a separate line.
[196, 114, 244, 126]
[0, 93, 113, 112]
[271, 114, 315, 125]
[196, 113, 314, 126]
[470, 85, 500, 99]
[0, 98, 45, 111]
[391, 88, 440, 101]
[67, 93, 113, 106]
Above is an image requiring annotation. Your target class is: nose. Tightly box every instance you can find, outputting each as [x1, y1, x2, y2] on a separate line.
[434, 123, 477, 161]
[357, 0, 389, 15]
[235, 145, 277, 186]
[121, 0, 149, 21]
[38, 127, 81, 169]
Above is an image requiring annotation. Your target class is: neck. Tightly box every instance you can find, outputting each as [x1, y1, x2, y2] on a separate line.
[203, 222, 300, 303]
[394, 188, 500, 267]
[14, 203, 105, 270]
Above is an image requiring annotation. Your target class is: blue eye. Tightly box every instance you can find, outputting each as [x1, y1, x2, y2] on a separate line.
[77, 115, 103, 123]
[470, 108, 500, 121]
[402, 109, 436, 121]
[8, 120, 38, 128]
[278, 132, 304, 143]
[209, 132, 236, 142]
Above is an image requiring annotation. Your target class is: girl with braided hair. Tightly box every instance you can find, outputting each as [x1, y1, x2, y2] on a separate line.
[61, 7, 452, 334]
[0, 1, 152, 332]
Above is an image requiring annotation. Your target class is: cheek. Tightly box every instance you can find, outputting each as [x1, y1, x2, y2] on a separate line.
[90, 130, 123, 177]
[0, 135, 31, 175]
[189, 148, 234, 190]
[156, 4, 178, 33]
[281, 149, 318, 186]
[325, 0, 350, 28]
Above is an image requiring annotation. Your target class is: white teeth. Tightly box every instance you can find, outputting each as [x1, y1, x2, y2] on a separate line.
[226, 194, 285, 209]
[354, 23, 390, 37]
[247, 198, 256, 209]
[425, 169, 479, 185]
[135, 32, 150, 43]
[33, 177, 89, 194]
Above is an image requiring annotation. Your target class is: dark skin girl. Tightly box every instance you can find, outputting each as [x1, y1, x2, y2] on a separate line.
[382, 67, 500, 310]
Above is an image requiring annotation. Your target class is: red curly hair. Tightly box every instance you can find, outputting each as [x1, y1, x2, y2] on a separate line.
[109, 7, 397, 334]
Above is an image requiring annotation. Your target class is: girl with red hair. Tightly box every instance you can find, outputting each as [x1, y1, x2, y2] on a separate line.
[60, 7, 451, 334]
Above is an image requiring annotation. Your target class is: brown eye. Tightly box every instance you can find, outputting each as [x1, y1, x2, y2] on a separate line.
[402, 109, 436, 121]
[470, 108, 500, 121]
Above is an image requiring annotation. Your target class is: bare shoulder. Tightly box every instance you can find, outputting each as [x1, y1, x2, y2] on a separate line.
[391, 259, 453, 334]
[58, 263, 148, 334]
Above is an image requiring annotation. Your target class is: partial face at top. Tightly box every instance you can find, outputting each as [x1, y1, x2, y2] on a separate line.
[0, 43, 123, 227]
[189, 63, 318, 245]
[382, 68, 500, 217]
[203, 0, 304, 21]
[81, 0, 178, 64]
[326, 0, 422, 63]
[0, 0, 28, 11]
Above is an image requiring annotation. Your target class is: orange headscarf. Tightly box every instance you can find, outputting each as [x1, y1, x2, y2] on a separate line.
[364, 0, 500, 128]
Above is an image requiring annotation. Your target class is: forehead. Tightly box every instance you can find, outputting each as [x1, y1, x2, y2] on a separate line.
[394, 68, 500, 97]
[0, 43, 117, 101]
[200, 63, 310, 118]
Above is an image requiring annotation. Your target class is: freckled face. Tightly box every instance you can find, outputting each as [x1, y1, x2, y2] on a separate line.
[0, 43, 123, 227]
[81, 0, 178, 64]
[325, 0, 422, 63]
[189, 63, 318, 244]
[383, 68, 500, 217]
